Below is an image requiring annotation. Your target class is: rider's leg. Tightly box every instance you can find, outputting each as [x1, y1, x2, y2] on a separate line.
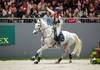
[56, 24, 61, 37]
[56, 18, 63, 37]
[55, 18, 60, 23]
[56, 24, 62, 44]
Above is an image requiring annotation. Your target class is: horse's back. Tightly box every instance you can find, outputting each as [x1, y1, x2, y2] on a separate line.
[62, 30, 77, 41]
[62, 31, 76, 37]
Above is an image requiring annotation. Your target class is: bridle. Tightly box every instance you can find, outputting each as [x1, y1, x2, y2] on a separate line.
[35, 18, 57, 47]
[36, 21, 49, 32]
[36, 20, 54, 39]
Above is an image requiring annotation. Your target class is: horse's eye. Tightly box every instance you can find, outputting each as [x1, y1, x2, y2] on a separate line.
[34, 19, 37, 23]
[39, 19, 41, 21]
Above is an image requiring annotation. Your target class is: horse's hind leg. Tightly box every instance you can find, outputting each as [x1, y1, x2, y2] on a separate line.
[67, 41, 74, 63]
[55, 43, 68, 64]
[69, 53, 72, 63]
[56, 52, 67, 64]
[55, 57, 63, 64]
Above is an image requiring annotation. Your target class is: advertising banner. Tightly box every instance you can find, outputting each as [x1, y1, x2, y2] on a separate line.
[0, 25, 15, 46]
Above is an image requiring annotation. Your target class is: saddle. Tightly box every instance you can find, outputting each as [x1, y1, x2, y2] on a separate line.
[54, 29, 64, 43]
[59, 32, 64, 41]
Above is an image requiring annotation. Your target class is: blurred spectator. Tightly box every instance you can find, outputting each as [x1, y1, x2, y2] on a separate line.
[38, 0, 47, 11]
[0, 0, 99, 19]
[20, 1, 28, 15]
[0, 5, 3, 17]
[9, 3, 17, 17]
[95, 0, 100, 17]
[81, 11, 88, 18]
[30, 4, 39, 18]
[2, 4, 11, 17]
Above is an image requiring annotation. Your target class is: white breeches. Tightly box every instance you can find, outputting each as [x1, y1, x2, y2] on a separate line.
[56, 24, 62, 36]
[56, 18, 63, 36]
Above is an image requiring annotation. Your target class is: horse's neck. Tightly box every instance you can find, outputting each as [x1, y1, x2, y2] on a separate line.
[41, 25, 53, 38]
[41, 19, 48, 28]
[40, 18, 53, 37]
[42, 23, 48, 29]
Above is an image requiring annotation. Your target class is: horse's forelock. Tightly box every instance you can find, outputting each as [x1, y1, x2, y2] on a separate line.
[36, 18, 48, 28]
[36, 18, 41, 23]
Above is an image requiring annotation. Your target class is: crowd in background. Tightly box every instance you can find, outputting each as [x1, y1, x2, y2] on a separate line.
[0, 0, 100, 19]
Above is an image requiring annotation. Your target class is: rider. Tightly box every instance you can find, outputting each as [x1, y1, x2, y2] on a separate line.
[46, 7, 63, 44]
[43, 11, 53, 26]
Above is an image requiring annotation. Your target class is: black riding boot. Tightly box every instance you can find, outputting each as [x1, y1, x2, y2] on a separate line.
[57, 35, 60, 44]
[54, 30, 60, 44]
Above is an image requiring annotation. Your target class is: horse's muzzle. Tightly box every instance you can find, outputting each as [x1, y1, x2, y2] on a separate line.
[33, 30, 38, 35]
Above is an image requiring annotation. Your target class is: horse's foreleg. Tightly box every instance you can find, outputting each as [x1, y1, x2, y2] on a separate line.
[34, 46, 47, 64]
[31, 53, 38, 61]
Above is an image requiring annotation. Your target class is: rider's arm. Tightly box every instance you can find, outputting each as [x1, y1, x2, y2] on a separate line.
[47, 7, 62, 19]
[46, 7, 55, 14]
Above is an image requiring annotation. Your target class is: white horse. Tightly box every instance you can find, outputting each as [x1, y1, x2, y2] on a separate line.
[32, 18, 82, 64]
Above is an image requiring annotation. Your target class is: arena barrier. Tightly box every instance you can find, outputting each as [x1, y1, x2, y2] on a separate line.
[0, 18, 100, 23]
[0, 18, 100, 58]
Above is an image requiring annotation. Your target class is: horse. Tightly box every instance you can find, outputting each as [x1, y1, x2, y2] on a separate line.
[31, 18, 82, 64]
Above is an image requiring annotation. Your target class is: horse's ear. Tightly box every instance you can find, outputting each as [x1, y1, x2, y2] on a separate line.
[33, 18, 37, 23]
[38, 18, 41, 21]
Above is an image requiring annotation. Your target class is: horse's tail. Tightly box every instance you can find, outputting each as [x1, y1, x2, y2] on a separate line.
[72, 34, 82, 57]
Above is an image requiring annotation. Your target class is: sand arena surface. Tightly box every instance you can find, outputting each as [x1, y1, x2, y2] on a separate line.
[0, 59, 100, 70]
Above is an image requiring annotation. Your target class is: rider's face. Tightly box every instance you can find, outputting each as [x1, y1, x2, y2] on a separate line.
[54, 12, 59, 18]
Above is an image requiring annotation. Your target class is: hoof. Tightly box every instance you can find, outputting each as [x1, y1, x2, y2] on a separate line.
[69, 61, 72, 63]
[55, 61, 60, 64]
[31, 58, 35, 61]
[34, 61, 38, 64]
